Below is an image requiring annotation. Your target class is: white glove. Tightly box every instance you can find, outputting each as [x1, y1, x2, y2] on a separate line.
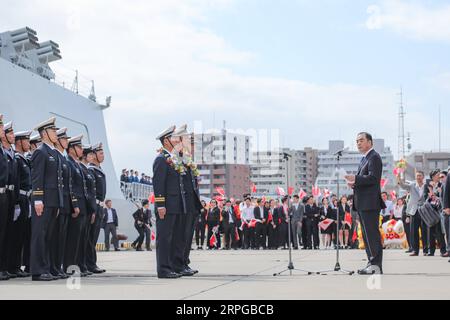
[13, 205, 21, 222]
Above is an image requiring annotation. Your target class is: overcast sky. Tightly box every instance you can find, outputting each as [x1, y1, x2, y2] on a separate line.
[2, 0, 449, 175]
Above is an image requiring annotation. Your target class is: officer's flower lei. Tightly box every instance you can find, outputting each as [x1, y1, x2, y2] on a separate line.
[183, 154, 200, 177]
[158, 148, 186, 175]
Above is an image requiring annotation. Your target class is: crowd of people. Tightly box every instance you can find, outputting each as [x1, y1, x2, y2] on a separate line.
[120, 169, 152, 185]
[191, 168, 450, 263]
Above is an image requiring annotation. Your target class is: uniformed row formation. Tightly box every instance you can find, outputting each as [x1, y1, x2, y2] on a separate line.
[0, 115, 107, 281]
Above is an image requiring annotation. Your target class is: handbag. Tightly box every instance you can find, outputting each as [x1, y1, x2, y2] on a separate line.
[418, 202, 441, 228]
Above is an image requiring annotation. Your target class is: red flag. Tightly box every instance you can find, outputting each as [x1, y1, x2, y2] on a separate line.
[216, 187, 225, 196]
[151, 230, 156, 241]
[261, 196, 267, 205]
[215, 195, 224, 202]
[352, 230, 358, 243]
[318, 218, 334, 231]
[390, 190, 397, 201]
[276, 187, 286, 196]
[249, 219, 257, 228]
[312, 186, 321, 197]
[251, 183, 257, 194]
[323, 188, 331, 198]
[344, 212, 352, 227]
[380, 179, 388, 189]
[288, 187, 294, 196]
[209, 233, 217, 247]
[149, 193, 155, 204]
[298, 189, 307, 199]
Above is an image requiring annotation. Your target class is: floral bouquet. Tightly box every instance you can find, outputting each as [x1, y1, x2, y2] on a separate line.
[393, 159, 407, 178]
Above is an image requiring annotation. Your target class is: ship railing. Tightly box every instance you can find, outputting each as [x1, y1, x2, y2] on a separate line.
[120, 182, 153, 204]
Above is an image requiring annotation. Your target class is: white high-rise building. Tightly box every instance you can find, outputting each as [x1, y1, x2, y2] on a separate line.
[316, 139, 395, 195]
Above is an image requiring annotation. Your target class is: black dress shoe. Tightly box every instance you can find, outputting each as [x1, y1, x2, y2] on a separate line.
[176, 269, 195, 277]
[158, 272, 182, 279]
[32, 274, 54, 281]
[0, 271, 10, 281]
[89, 268, 104, 274]
[14, 269, 30, 278]
[185, 267, 199, 274]
[114, 248, 120, 251]
[50, 272, 62, 280]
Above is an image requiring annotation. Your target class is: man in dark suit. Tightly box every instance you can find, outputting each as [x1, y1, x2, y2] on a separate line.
[221, 199, 238, 249]
[153, 125, 184, 279]
[346, 132, 385, 275]
[443, 170, 450, 262]
[102, 200, 119, 251]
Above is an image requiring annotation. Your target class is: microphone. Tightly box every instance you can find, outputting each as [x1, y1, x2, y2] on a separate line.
[333, 147, 349, 156]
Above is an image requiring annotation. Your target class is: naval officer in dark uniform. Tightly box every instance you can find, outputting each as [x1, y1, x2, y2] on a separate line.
[153, 125, 186, 279]
[29, 134, 42, 154]
[78, 145, 97, 276]
[0, 115, 11, 281]
[9, 130, 33, 278]
[49, 127, 74, 279]
[64, 135, 85, 275]
[30, 117, 64, 281]
[1, 121, 20, 280]
[171, 125, 202, 276]
[86, 143, 107, 274]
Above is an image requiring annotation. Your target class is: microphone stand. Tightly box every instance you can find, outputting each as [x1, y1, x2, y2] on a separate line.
[273, 153, 314, 276]
[318, 150, 354, 276]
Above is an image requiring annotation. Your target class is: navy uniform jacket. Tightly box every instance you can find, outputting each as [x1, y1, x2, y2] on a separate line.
[31, 143, 64, 208]
[67, 155, 85, 211]
[80, 162, 97, 215]
[55, 151, 77, 214]
[15, 153, 32, 192]
[182, 165, 203, 214]
[152, 151, 184, 214]
[353, 149, 386, 212]
[5, 147, 19, 203]
[0, 147, 9, 188]
[89, 164, 107, 202]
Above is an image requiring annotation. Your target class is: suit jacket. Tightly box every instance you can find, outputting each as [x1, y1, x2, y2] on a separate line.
[152, 151, 184, 214]
[31, 143, 63, 208]
[304, 204, 319, 221]
[102, 207, 119, 227]
[132, 208, 151, 226]
[207, 207, 221, 225]
[221, 207, 237, 226]
[353, 149, 386, 212]
[444, 173, 450, 210]
[398, 179, 427, 216]
[290, 203, 305, 221]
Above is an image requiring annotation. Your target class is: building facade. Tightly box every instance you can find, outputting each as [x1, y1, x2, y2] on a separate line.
[316, 139, 395, 195]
